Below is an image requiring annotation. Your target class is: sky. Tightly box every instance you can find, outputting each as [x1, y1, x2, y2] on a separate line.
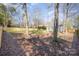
[8, 3, 51, 25]
[27, 3, 49, 25]
[5, 3, 79, 26]
[14, 3, 59, 25]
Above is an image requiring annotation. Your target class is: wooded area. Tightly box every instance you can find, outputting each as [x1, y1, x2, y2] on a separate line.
[0, 3, 79, 56]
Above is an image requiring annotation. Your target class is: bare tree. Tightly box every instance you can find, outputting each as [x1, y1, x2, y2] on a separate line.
[53, 3, 59, 42]
[62, 3, 70, 40]
[62, 3, 79, 41]
[23, 3, 29, 37]
[7, 3, 29, 38]
[32, 7, 42, 28]
[63, 3, 79, 31]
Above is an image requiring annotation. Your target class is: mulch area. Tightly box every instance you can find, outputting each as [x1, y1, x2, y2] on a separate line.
[0, 32, 78, 56]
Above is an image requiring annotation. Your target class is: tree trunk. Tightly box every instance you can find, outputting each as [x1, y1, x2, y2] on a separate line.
[23, 3, 29, 38]
[53, 3, 59, 42]
[64, 3, 69, 40]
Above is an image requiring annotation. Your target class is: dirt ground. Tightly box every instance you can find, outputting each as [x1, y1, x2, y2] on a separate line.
[0, 32, 79, 56]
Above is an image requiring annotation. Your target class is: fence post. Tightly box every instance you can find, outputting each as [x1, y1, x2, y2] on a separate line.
[0, 26, 2, 48]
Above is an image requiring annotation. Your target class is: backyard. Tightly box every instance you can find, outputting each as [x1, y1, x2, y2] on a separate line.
[0, 27, 77, 56]
[0, 3, 79, 56]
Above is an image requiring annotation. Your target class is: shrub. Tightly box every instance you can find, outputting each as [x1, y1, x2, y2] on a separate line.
[38, 26, 46, 30]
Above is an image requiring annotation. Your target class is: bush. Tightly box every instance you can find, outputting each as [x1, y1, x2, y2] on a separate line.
[38, 26, 46, 30]
[75, 29, 79, 36]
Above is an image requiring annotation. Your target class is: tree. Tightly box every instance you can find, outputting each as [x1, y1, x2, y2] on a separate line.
[22, 3, 29, 37]
[53, 3, 59, 42]
[61, 4, 79, 50]
[62, 3, 79, 41]
[74, 16, 79, 37]
[0, 3, 16, 27]
[32, 7, 42, 28]
[63, 4, 79, 31]
[7, 20, 12, 27]
[9, 3, 29, 37]
[0, 4, 10, 27]
[63, 3, 69, 32]
[0, 4, 6, 26]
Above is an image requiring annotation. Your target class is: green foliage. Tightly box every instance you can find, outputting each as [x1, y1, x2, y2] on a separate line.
[74, 16, 79, 29]
[76, 16, 79, 22]
[75, 30, 79, 37]
[9, 7, 16, 15]
[0, 4, 16, 26]
[38, 26, 46, 30]
[7, 20, 12, 27]
[0, 3, 6, 11]
[0, 4, 7, 26]
[31, 29, 46, 35]
[65, 19, 73, 30]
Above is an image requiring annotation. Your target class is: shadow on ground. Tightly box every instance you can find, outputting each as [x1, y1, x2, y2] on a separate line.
[72, 31, 79, 55]
[0, 32, 78, 56]
[0, 32, 26, 56]
[26, 37, 76, 56]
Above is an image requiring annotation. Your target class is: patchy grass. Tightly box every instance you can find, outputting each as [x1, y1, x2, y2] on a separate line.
[4, 27, 26, 33]
[4, 27, 47, 35]
[30, 29, 47, 35]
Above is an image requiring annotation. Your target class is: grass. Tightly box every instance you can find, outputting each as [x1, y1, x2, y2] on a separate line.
[31, 29, 46, 35]
[4, 27, 26, 33]
[4, 27, 48, 35]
